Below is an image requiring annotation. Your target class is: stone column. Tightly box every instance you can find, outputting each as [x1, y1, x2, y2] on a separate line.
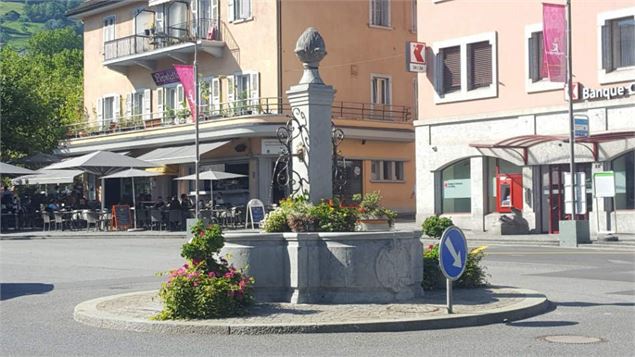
[470, 156, 485, 231]
[286, 27, 334, 204]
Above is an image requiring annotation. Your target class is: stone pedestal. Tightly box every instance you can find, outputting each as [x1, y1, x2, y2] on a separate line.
[558, 220, 591, 247]
[286, 83, 334, 203]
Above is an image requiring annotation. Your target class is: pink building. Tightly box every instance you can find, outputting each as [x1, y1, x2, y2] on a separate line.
[415, 1, 634, 235]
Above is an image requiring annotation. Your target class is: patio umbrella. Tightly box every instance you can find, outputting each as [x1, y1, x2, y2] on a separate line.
[101, 168, 163, 229]
[44, 151, 156, 210]
[0, 162, 36, 176]
[175, 170, 247, 208]
[19, 152, 61, 168]
[12, 169, 84, 185]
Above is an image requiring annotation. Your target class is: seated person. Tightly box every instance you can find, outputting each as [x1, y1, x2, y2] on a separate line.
[180, 194, 192, 210]
[154, 196, 165, 209]
[167, 196, 181, 210]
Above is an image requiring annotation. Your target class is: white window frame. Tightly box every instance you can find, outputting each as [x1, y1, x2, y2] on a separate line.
[524, 23, 563, 93]
[371, 160, 405, 182]
[229, 0, 253, 23]
[370, 73, 392, 106]
[131, 91, 144, 118]
[432, 31, 497, 104]
[103, 15, 116, 44]
[597, 7, 635, 84]
[410, 0, 417, 33]
[369, 0, 391, 29]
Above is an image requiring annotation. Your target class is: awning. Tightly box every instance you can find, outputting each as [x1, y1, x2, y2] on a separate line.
[470, 131, 635, 164]
[137, 141, 230, 165]
[12, 169, 84, 185]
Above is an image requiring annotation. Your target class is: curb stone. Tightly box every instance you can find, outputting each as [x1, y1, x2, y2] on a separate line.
[74, 288, 551, 335]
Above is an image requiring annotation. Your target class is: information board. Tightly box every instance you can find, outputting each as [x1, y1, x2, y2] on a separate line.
[564, 172, 587, 215]
[112, 205, 131, 230]
[593, 171, 615, 198]
[245, 199, 265, 229]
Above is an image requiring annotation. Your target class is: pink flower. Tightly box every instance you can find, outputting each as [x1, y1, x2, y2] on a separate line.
[208, 272, 216, 278]
[192, 258, 202, 266]
[192, 282, 199, 287]
[427, 244, 435, 251]
[224, 271, 235, 279]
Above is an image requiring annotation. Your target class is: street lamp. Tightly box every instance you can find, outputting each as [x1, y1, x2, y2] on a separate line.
[193, 0, 200, 219]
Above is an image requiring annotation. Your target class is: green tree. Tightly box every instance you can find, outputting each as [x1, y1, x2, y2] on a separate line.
[0, 28, 83, 162]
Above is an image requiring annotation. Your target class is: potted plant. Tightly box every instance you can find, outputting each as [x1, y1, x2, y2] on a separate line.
[352, 191, 397, 232]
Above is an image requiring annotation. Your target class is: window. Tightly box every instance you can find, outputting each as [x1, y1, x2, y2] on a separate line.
[132, 92, 143, 118]
[97, 95, 119, 130]
[230, 71, 259, 115]
[229, 0, 251, 22]
[103, 16, 115, 43]
[612, 151, 634, 210]
[528, 31, 545, 82]
[441, 46, 460, 93]
[433, 32, 497, 103]
[371, 75, 391, 119]
[161, 84, 184, 122]
[103, 96, 114, 121]
[441, 159, 471, 213]
[167, 1, 188, 39]
[370, 0, 390, 28]
[598, 9, 635, 84]
[468, 41, 492, 89]
[371, 160, 404, 181]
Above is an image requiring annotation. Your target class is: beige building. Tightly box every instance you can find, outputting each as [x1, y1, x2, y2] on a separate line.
[415, 1, 635, 234]
[66, 0, 418, 212]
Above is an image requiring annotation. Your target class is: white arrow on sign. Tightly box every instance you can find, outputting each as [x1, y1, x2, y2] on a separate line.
[445, 239, 462, 268]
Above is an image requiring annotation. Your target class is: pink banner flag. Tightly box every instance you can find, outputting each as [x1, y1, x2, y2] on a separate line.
[173, 64, 197, 122]
[542, 3, 566, 82]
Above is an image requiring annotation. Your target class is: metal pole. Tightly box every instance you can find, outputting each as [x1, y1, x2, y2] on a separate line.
[446, 278, 453, 314]
[194, 3, 200, 219]
[566, 0, 576, 220]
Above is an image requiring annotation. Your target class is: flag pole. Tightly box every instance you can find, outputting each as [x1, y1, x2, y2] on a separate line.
[566, 0, 576, 219]
[194, 0, 200, 220]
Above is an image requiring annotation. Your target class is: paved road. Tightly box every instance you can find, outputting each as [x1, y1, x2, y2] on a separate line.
[1, 238, 633, 356]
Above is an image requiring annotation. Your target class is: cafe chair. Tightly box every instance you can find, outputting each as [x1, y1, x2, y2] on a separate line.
[53, 211, 69, 231]
[150, 209, 165, 231]
[41, 212, 51, 231]
[83, 210, 99, 232]
[168, 210, 181, 231]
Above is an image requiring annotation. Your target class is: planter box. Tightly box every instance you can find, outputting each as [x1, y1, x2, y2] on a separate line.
[221, 231, 423, 304]
[356, 218, 391, 232]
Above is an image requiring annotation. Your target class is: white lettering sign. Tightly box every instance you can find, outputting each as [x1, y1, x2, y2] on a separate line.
[581, 83, 634, 101]
[443, 179, 471, 199]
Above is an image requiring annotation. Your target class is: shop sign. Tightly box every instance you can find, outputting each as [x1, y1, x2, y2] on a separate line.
[406, 41, 426, 73]
[261, 139, 285, 155]
[151, 68, 180, 86]
[443, 179, 471, 199]
[574, 115, 589, 138]
[581, 82, 634, 101]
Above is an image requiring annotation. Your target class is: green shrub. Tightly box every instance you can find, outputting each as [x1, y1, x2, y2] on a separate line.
[352, 191, 397, 226]
[261, 197, 358, 233]
[422, 215, 454, 238]
[422, 244, 489, 290]
[155, 221, 254, 320]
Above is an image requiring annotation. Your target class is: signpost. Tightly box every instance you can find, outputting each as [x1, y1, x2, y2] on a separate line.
[406, 41, 426, 73]
[439, 226, 468, 314]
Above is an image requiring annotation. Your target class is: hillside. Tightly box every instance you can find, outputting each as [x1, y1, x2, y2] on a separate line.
[0, 0, 82, 50]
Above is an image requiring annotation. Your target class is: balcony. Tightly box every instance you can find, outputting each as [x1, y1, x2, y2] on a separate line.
[103, 18, 225, 72]
[64, 98, 412, 140]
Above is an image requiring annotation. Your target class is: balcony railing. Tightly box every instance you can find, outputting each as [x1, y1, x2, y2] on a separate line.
[64, 98, 411, 139]
[103, 18, 221, 61]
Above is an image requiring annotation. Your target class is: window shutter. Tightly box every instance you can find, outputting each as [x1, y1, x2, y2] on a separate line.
[212, 77, 220, 114]
[156, 8, 164, 32]
[125, 93, 133, 118]
[228, 0, 235, 22]
[249, 72, 259, 112]
[529, 35, 538, 82]
[97, 97, 103, 126]
[227, 75, 234, 103]
[143, 89, 151, 120]
[442, 46, 461, 93]
[601, 23, 613, 71]
[469, 41, 492, 89]
[177, 85, 185, 108]
[244, 0, 251, 19]
[113, 95, 121, 122]
[157, 88, 164, 117]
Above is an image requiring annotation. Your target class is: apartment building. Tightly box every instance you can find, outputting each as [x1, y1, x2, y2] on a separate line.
[65, 0, 417, 212]
[415, 1, 634, 234]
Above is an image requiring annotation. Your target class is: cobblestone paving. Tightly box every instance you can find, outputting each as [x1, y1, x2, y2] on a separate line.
[96, 287, 526, 325]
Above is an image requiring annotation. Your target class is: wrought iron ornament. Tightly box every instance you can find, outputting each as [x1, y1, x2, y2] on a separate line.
[271, 108, 346, 200]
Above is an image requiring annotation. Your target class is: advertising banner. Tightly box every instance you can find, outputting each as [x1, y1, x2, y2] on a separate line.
[543, 3, 566, 82]
[173, 64, 197, 121]
[443, 179, 471, 199]
[151, 68, 180, 86]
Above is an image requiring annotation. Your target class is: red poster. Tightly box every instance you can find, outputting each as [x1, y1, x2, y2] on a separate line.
[543, 3, 567, 82]
[173, 64, 197, 122]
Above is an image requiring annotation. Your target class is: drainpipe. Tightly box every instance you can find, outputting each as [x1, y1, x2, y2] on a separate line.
[276, 0, 282, 112]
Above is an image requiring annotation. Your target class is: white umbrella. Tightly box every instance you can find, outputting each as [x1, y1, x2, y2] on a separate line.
[45, 151, 156, 211]
[102, 168, 163, 229]
[175, 170, 247, 208]
[0, 162, 36, 176]
[12, 169, 84, 185]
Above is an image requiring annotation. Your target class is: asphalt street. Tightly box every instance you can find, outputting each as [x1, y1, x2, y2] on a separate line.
[1, 238, 633, 357]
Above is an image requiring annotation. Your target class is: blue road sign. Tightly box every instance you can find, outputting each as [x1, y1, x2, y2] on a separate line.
[574, 115, 589, 138]
[439, 226, 468, 281]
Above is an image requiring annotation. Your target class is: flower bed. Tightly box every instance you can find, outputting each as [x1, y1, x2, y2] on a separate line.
[154, 221, 254, 320]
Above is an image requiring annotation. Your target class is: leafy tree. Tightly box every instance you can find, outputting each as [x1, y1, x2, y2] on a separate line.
[0, 28, 83, 162]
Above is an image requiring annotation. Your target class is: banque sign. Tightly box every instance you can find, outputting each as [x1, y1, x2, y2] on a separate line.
[581, 82, 635, 101]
